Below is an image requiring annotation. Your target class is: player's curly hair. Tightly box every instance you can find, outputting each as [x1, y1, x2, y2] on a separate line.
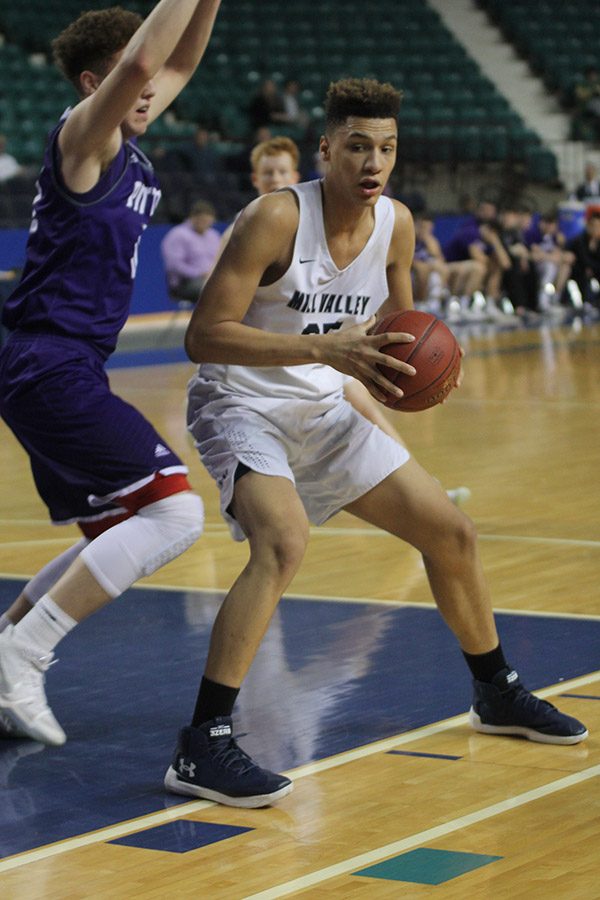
[250, 136, 300, 171]
[52, 7, 143, 91]
[325, 78, 402, 131]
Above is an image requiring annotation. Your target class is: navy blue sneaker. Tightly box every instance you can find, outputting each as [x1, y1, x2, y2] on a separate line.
[164, 717, 293, 808]
[469, 668, 588, 745]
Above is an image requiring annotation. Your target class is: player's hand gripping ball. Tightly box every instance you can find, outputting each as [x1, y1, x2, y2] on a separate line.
[373, 310, 461, 411]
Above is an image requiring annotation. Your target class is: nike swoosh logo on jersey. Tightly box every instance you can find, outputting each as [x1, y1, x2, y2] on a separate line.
[299, 258, 316, 264]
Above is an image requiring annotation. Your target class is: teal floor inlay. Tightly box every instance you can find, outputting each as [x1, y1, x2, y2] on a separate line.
[354, 848, 502, 885]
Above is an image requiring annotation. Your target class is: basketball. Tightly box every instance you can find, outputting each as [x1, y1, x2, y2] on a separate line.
[373, 309, 461, 411]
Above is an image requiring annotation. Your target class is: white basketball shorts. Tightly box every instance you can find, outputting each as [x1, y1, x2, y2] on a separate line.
[187, 381, 410, 541]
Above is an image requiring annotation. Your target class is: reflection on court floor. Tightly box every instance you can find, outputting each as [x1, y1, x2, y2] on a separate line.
[1, 578, 597, 860]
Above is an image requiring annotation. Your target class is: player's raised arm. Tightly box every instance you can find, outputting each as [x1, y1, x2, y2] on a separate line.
[57, 0, 220, 190]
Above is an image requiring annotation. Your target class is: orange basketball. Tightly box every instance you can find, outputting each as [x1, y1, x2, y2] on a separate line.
[374, 309, 461, 411]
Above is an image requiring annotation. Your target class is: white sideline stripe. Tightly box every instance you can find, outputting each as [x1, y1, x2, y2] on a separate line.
[0, 573, 599, 621]
[0, 669, 596, 875]
[0, 519, 599, 550]
[242, 764, 600, 900]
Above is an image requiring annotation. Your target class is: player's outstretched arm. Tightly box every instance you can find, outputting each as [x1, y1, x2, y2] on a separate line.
[59, 0, 220, 189]
[150, 0, 222, 120]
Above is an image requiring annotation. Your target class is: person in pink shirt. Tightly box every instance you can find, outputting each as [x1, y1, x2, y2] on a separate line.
[161, 199, 221, 301]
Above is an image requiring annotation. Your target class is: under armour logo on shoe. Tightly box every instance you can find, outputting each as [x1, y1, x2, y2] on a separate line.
[154, 443, 170, 458]
[178, 760, 196, 778]
[209, 724, 232, 738]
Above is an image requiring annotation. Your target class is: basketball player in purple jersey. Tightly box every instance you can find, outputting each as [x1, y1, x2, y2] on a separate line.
[0, 0, 221, 746]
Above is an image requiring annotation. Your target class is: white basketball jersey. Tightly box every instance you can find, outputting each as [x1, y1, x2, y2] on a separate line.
[198, 179, 395, 400]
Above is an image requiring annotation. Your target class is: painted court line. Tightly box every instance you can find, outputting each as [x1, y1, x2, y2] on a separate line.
[1, 670, 597, 875]
[1, 573, 599, 621]
[241, 765, 600, 900]
[1, 520, 599, 551]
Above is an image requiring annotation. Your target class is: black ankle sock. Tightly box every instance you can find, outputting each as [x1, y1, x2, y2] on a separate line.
[192, 676, 240, 727]
[462, 644, 509, 683]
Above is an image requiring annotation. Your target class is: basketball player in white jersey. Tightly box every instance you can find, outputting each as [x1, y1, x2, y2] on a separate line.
[218, 135, 470, 504]
[163, 78, 587, 810]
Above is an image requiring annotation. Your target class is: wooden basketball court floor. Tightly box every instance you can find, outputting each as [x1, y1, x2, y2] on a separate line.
[0, 315, 598, 898]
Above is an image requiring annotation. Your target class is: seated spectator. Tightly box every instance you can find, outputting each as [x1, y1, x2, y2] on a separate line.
[498, 203, 536, 312]
[225, 126, 273, 176]
[574, 162, 600, 202]
[281, 78, 311, 133]
[572, 67, 600, 142]
[0, 134, 23, 183]
[175, 126, 223, 178]
[445, 200, 512, 319]
[566, 208, 600, 308]
[528, 211, 575, 315]
[161, 200, 221, 303]
[248, 79, 288, 132]
[412, 215, 450, 313]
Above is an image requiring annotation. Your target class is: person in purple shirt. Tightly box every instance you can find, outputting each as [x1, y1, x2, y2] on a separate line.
[161, 199, 222, 301]
[0, 1, 221, 751]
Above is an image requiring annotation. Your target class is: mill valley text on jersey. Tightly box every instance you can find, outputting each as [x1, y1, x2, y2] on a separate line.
[287, 290, 371, 317]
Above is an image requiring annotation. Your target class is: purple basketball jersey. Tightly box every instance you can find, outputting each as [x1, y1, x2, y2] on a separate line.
[0, 113, 188, 525]
[2, 112, 161, 359]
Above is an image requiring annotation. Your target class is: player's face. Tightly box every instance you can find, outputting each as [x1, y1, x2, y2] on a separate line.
[320, 117, 397, 206]
[252, 152, 299, 195]
[122, 78, 156, 137]
[92, 50, 156, 138]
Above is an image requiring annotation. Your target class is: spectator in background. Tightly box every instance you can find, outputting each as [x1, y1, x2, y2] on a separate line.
[415, 212, 486, 320]
[574, 162, 600, 202]
[498, 204, 536, 313]
[412, 214, 449, 313]
[281, 78, 310, 133]
[566, 208, 600, 308]
[0, 135, 23, 183]
[528, 211, 574, 315]
[248, 79, 287, 131]
[161, 199, 221, 302]
[445, 200, 512, 319]
[573, 67, 600, 142]
[177, 125, 222, 178]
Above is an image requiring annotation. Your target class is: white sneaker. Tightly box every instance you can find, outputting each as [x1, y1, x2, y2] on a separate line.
[447, 486, 472, 506]
[0, 627, 66, 746]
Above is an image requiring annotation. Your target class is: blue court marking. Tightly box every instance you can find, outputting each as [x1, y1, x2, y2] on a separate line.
[353, 848, 502, 885]
[1, 578, 598, 859]
[387, 750, 462, 760]
[107, 346, 189, 369]
[108, 819, 252, 853]
[560, 694, 600, 700]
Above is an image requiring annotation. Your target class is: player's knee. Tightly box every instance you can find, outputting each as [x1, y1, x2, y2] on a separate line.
[80, 491, 205, 598]
[138, 492, 205, 570]
[251, 519, 308, 579]
[442, 510, 478, 560]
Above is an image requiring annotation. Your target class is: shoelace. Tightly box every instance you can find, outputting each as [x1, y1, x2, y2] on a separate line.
[16, 646, 56, 693]
[210, 735, 260, 776]
[512, 685, 556, 716]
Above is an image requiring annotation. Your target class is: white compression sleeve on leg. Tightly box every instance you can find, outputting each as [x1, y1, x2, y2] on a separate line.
[79, 493, 204, 598]
[23, 538, 90, 605]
